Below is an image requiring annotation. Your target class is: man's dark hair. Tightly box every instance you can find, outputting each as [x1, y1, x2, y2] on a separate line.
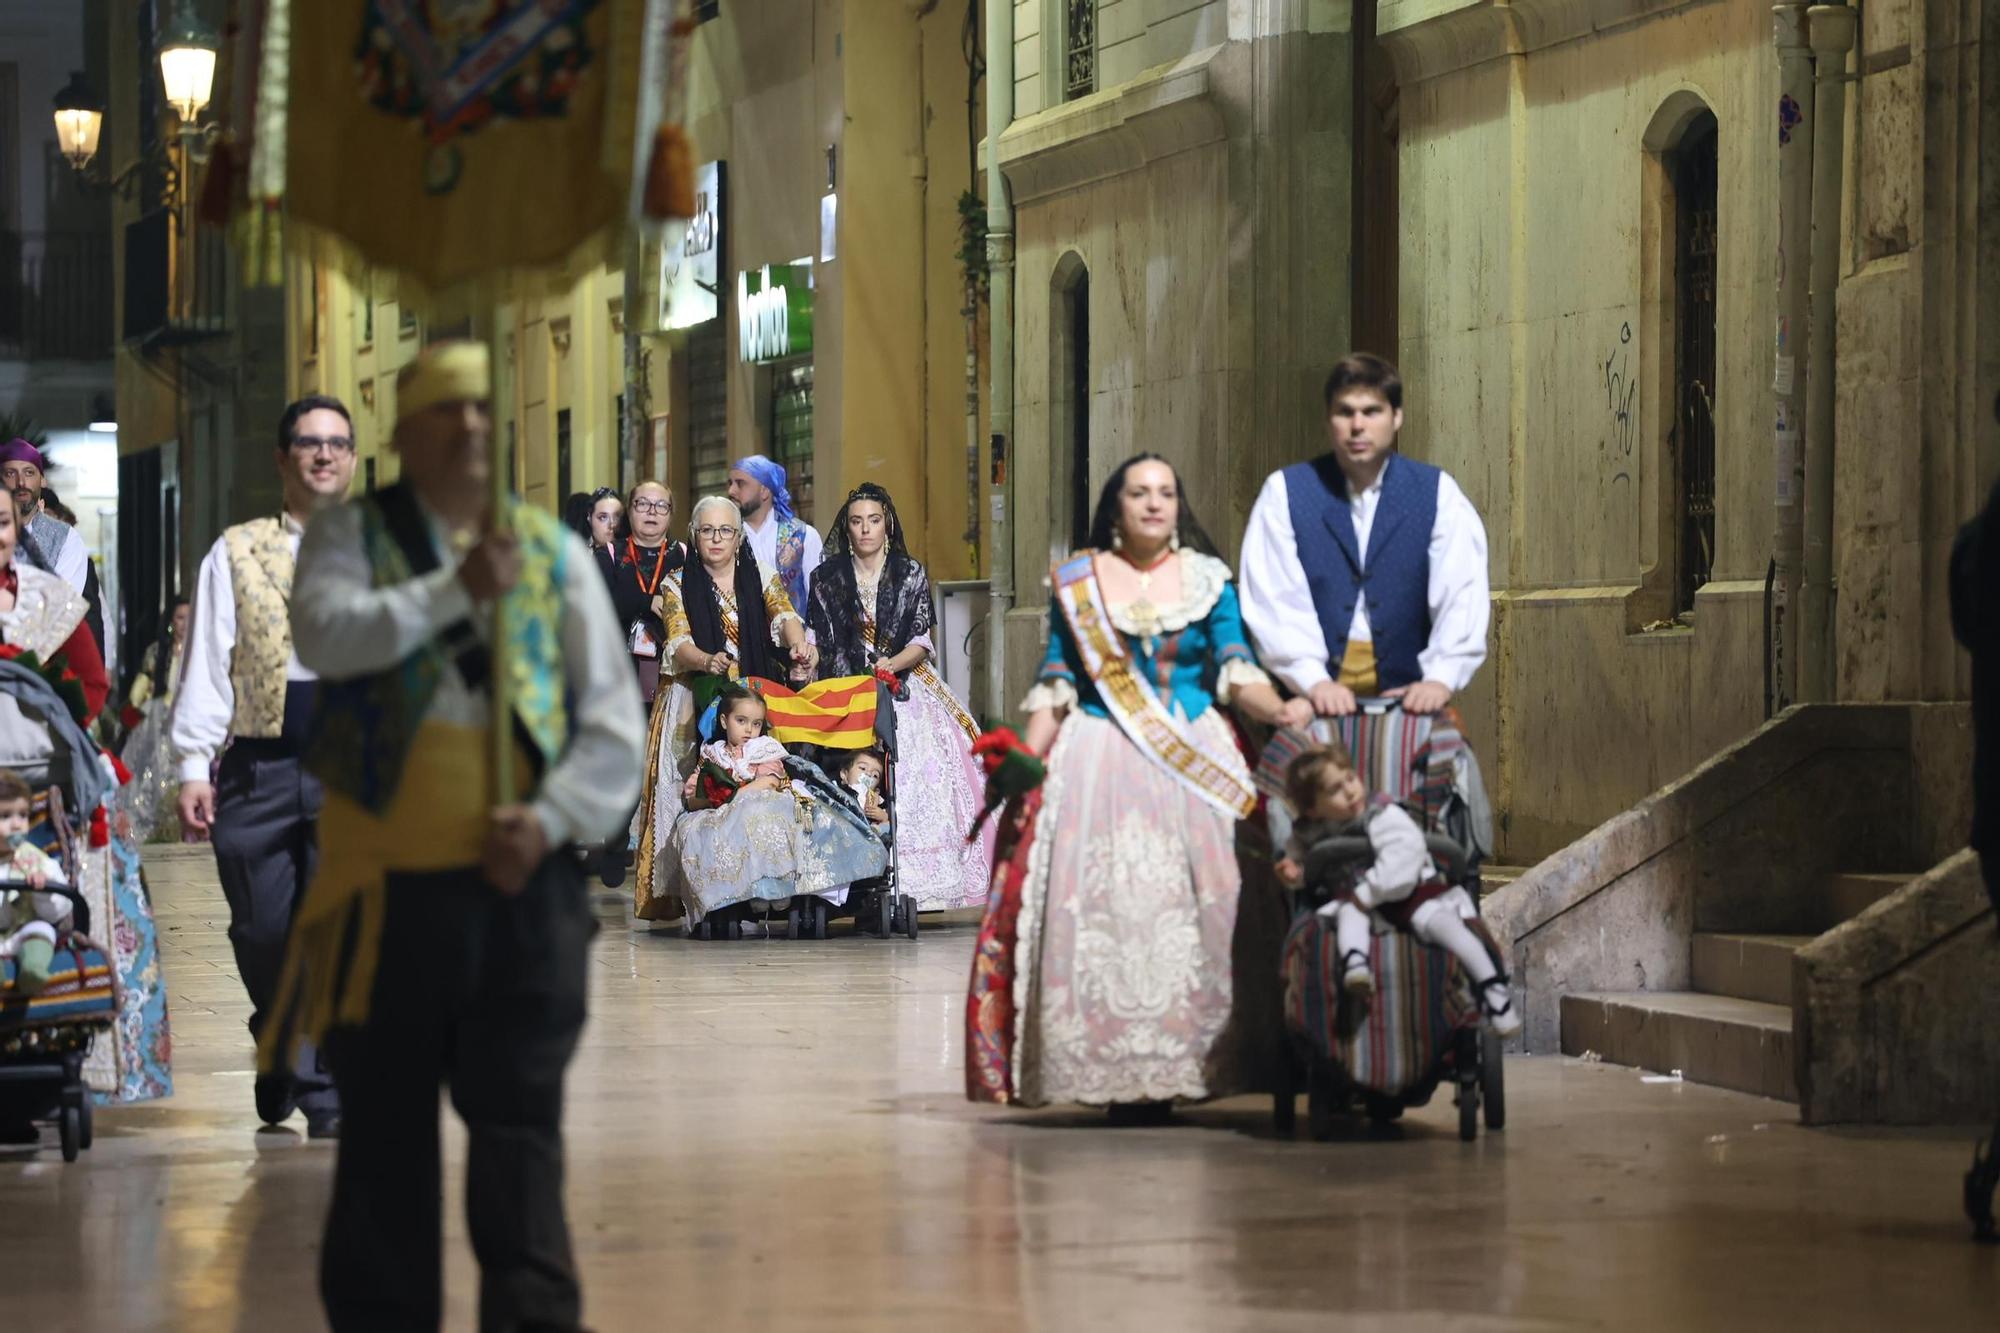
[277, 394, 354, 451]
[39, 485, 77, 526]
[1323, 353, 1403, 412]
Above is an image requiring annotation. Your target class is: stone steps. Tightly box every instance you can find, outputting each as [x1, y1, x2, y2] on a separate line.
[1818, 872, 1913, 929]
[1690, 932, 1813, 1007]
[1555, 871, 1921, 1103]
[1561, 990, 1797, 1102]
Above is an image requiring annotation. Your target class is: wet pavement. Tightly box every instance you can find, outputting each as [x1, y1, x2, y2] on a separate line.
[4, 845, 1996, 1331]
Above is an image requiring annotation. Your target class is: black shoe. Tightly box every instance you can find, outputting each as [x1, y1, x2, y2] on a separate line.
[305, 1112, 341, 1141]
[254, 1076, 298, 1126]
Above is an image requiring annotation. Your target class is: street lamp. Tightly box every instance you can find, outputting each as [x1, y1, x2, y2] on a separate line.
[157, 9, 219, 124]
[52, 70, 105, 171]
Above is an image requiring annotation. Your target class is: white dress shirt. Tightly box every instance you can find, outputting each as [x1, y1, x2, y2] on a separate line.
[743, 509, 823, 590]
[171, 514, 317, 784]
[289, 497, 645, 849]
[1238, 460, 1490, 696]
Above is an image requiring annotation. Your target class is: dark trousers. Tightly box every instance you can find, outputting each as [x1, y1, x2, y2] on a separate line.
[320, 854, 594, 1333]
[210, 741, 338, 1113]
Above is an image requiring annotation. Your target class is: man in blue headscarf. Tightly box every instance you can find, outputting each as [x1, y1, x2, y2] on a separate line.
[728, 454, 822, 612]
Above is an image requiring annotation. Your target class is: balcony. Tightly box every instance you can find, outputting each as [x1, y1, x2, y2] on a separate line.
[123, 207, 231, 348]
[0, 231, 115, 362]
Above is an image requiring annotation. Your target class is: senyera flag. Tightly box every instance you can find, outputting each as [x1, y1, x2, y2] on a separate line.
[749, 676, 880, 749]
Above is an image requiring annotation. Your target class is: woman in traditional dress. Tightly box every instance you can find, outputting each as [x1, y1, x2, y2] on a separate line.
[634, 495, 819, 923]
[965, 453, 1311, 1119]
[805, 483, 993, 910]
[0, 498, 171, 1117]
[116, 595, 190, 842]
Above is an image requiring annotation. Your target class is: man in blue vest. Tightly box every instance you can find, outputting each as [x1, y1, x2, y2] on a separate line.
[1239, 352, 1490, 717]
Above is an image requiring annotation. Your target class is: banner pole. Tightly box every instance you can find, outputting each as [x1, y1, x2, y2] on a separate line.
[489, 397, 513, 807]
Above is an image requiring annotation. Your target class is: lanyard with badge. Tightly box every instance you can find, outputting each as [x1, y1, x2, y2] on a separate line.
[627, 539, 669, 658]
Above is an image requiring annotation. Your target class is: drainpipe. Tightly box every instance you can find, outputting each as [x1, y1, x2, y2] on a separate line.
[1769, 3, 1814, 716]
[1800, 2, 1856, 701]
[983, 0, 1015, 723]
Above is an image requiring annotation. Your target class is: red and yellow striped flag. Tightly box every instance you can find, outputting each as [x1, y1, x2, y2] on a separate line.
[749, 676, 881, 749]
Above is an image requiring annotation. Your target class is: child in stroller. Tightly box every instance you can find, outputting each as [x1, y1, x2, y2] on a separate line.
[672, 683, 888, 939]
[0, 768, 70, 995]
[1277, 742, 1519, 1037]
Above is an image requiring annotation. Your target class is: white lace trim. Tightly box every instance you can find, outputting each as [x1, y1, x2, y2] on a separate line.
[1104, 550, 1230, 636]
[1021, 677, 1079, 715]
[1213, 657, 1270, 705]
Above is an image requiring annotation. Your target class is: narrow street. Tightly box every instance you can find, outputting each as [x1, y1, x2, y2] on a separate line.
[1, 846, 1989, 1331]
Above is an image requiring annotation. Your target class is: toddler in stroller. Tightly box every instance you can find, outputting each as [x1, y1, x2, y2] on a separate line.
[672, 682, 888, 938]
[0, 768, 69, 995]
[1277, 742, 1519, 1036]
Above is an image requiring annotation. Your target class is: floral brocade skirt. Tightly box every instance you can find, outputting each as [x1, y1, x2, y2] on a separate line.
[966, 711, 1249, 1108]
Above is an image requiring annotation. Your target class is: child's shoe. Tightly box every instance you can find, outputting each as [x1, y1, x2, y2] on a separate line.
[1479, 976, 1522, 1038]
[1339, 948, 1375, 997]
[12, 936, 54, 997]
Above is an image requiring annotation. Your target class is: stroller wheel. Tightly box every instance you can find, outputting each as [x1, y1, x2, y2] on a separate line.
[1307, 1065, 1339, 1142]
[787, 902, 806, 939]
[59, 1104, 80, 1162]
[874, 892, 894, 939]
[77, 1095, 93, 1151]
[1481, 1030, 1506, 1131]
[1272, 1055, 1298, 1137]
[810, 898, 829, 940]
[899, 894, 919, 940]
[1456, 1029, 1481, 1141]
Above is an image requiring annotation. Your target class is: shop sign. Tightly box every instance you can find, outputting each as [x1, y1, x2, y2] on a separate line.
[660, 159, 722, 329]
[737, 263, 813, 363]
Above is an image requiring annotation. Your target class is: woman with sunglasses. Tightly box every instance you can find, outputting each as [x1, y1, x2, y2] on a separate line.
[597, 481, 687, 706]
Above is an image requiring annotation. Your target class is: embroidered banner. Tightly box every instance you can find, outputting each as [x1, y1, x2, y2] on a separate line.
[288, 0, 644, 287]
[1051, 555, 1256, 820]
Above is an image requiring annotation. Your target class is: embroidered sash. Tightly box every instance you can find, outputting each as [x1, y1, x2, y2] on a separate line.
[1051, 554, 1256, 820]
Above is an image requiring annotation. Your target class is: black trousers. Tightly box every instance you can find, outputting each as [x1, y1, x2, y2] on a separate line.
[320, 854, 594, 1333]
[210, 741, 338, 1113]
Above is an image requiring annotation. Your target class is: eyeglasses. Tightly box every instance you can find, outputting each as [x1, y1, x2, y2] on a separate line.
[289, 435, 356, 454]
[694, 524, 739, 541]
[631, 499, 672, 516]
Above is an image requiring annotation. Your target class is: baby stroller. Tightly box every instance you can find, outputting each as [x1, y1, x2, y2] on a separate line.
[1262, 700, 1505, 1142]
[1, 795, 119, 1163]
[789, 675, 917, 941]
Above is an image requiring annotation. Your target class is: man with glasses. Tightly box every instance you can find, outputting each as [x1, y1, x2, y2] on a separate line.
[172, 393, 358, 1138]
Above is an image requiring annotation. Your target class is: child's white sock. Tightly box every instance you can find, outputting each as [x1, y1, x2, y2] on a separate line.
[1334, 900, 1374, 996]
[1414, 903, 1520, 1037]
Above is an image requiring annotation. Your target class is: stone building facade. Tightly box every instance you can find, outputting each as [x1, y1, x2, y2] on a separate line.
[995, 0, 1367, 699]
[998, 0, 1996, 865]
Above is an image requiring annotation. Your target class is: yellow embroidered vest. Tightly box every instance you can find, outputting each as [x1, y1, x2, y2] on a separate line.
[222, 517, 297, 739]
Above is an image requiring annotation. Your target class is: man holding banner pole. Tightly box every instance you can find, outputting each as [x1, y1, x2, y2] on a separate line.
[265, 342, 645, 1331]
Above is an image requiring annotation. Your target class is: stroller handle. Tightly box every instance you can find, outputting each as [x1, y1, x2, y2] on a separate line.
[1299, 829, 1472, 891]
[7, 882, 92, 940]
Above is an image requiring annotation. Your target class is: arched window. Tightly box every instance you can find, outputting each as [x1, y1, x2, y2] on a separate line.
[1635, 94, 1721, 624]
[1672, 112, 1719, 611]
[1050, 253, 1092, 562]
